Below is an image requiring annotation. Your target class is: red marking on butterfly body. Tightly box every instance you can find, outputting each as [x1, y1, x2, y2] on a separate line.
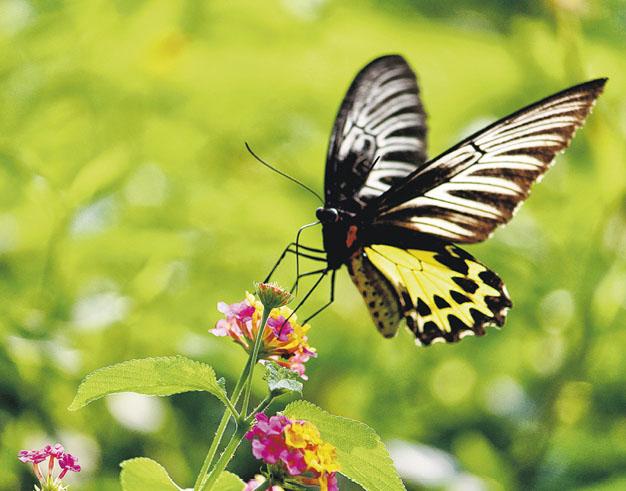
[346, 225, 358, 248]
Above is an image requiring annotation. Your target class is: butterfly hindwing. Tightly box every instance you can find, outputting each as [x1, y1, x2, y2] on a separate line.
[349, 243, 511, 345]
[348, 249, 403, 337]
[325, 55, 428, 211]
[368, 78, 607, 243]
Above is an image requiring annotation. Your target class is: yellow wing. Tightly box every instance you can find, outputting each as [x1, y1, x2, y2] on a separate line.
[348, 243, 512, 345]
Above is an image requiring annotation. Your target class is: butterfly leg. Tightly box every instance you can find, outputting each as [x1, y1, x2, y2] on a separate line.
[279, 269, 328, 336]
[264, 242, 326, 283]
[289, 267, 327, 293]
[294, 221, 322, 295]
[302, 269, 336, 324]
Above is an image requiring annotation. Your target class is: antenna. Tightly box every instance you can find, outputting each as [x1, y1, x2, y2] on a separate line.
[245, 142, 324, 205]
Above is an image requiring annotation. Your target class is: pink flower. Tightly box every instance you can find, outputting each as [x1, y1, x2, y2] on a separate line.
[43, 443, 65, 459]
[18, 449, 47, 464]
[58, 452, 81, 478]
[219, 299, 256, 322]
[251, 434, 287, 464]
[17, 442, 80, 488]
[246, 414, 292, 464]
[327, 472, 339, 491]
[211, 292, 317, 378]
[246, 413, 340, 490]
[282, 448, 307, 475]
[246, 413, 290, 439]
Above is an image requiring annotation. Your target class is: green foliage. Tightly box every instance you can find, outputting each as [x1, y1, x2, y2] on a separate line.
[264, 361, 303, 396]
[120, 458, 182, 491]
[1, 1, 625, 490]
[120, 457, 244, 491]
[69, 356, 228, 410]
[212, 471, 248, 491]
[284, 401, 405, 491]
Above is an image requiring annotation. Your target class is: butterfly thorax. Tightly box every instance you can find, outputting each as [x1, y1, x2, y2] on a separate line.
[316, 207, 360, 270]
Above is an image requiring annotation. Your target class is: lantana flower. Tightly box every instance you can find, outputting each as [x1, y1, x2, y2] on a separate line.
[211, 288, 316, 378]
[245, 413, 340, 491]
[18, 443, 81, 491]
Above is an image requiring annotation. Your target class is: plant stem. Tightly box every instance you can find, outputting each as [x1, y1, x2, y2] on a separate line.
[247, 395, 273, 422]
[199, 425, 249, 491]
[195, 304, 271, 491]
[241, 308, 271, 414]
[222, 398, 240, 421]
[193, 357, 253, 491]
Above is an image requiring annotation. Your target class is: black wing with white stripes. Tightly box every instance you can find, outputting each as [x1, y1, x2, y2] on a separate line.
[365, 78, 607, 243]
[324, 55, 428, 212]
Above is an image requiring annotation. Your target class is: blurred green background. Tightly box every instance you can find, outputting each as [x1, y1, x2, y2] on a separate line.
[1, 0, 625, 490]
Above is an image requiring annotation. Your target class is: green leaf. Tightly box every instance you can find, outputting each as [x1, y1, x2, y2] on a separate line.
[264, 361, 303, 396]
[120, 458, 181, 491]
[213, 471, 246, 491]
[284, 400, 405, 491]
[69, 356, 228, 410]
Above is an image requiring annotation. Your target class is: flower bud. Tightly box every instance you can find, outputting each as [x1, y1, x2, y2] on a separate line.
[255, 282, 294, 310]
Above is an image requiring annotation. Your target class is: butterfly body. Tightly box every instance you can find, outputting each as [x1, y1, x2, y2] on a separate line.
[285, 55, 605, 346]
[316, 207, 361, 269]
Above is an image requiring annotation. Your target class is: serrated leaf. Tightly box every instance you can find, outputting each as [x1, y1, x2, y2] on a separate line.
[213, 471, 246, 491]
[120, 458, 181, 491]
[264, 361, 303, 395]
[69, 356, 228, 410]
[284, 400, 405, 491]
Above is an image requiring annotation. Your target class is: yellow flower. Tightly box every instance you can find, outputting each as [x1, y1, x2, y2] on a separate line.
[284, 421, 321, 449]
[303, 442, 340, 474]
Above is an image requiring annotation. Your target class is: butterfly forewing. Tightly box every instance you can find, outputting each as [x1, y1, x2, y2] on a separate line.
[320, 56, 605, 345]
[325, 55, 428, 211]
[349, 243, 512, 345]
[367, 78, 607, 243]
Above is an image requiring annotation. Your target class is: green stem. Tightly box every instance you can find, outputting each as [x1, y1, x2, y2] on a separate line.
[193, 357, 253, 491]
[200, 426, 249, 491]
[247, 395, 273, 422]
[241, 308, 271, 414]
[222, 398, 240, 421]
[194, 303, 272, 491]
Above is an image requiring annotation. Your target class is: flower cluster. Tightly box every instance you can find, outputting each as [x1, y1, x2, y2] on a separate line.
[18, 443, 80, 491]
[245, 413, 340, 491]
[211, 291, 316, 378]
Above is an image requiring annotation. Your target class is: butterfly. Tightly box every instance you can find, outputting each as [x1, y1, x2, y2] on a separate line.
[262, 54, 606, 346]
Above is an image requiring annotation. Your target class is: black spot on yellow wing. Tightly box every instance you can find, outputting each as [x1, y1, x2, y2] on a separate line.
[361, 243, 512, 346]
[450, 291, 471, 304]
[453, 277, 479, 294]
[434, 295, 451, 309]
[416, 298, 431, 316]
[348, 249, 403, 337]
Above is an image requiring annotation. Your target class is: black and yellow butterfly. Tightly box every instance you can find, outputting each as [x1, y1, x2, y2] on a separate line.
[263, 54, 606, 346]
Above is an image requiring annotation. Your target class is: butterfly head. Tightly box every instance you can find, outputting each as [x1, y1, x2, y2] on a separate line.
[315, 207, 340, 224]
